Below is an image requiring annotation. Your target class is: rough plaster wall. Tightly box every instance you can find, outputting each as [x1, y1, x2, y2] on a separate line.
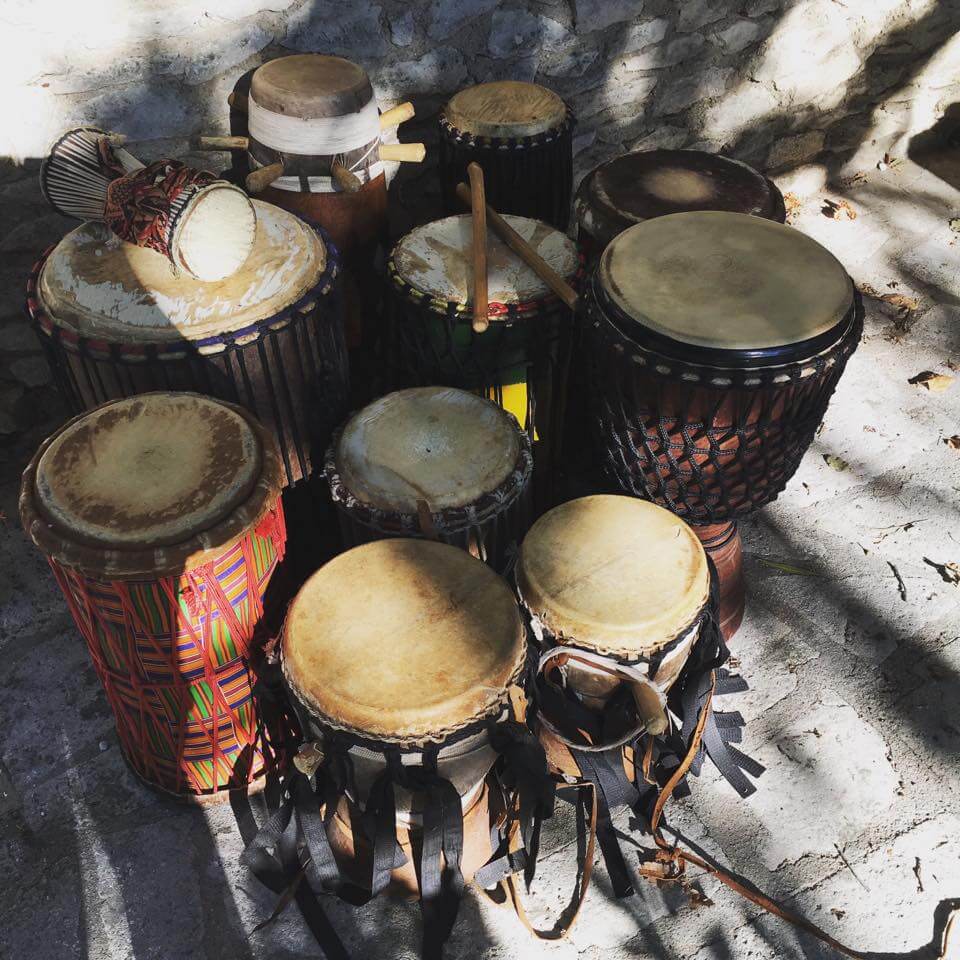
[4, 0, 960, 195]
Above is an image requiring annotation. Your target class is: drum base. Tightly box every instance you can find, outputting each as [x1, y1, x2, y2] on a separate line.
[694, 522, 744, 641]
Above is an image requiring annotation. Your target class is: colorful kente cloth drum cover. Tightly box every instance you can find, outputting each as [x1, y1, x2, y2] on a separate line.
[19, 393, 288, 797]
[585, 211, 862, 525]
[575, 148, 786, 256]
[27, 200, 348, 485]
[324, 387, 532, 573]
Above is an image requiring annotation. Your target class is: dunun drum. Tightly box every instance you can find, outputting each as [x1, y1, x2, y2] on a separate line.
[19, 393, 288, 798]
[27, 200, 348, 486]
[385, 214, 581, 489]
[439, 81, 574, 230]
[245, 54, 389, 350]
[517, 495, 761, 896]
[585, 211, 862, 637]
[323, 387, 532, 573]
[575, 148, 786, 259]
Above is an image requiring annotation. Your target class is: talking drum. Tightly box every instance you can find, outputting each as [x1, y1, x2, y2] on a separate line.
[270, 539, 554, 947]
[585, 212, 862, 637]
[385, 214, 581, 485]
[19, 394, 287, 798]
[575, 148, 786, 259]
[323, 387, 532, 573]
[26, 200, 348, 486]
[517, 495, 761, 897]
[439, 81, 574, 230]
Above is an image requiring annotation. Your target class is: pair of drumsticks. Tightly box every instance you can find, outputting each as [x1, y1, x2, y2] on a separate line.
[457, 163, 578, 334]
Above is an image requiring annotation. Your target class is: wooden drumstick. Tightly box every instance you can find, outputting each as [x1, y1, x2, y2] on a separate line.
[228, 91, 249, 113]
[245, 162, 285, 194]
[467, 162, 489, 334]
[193, 135, 249, 151]
[331, 159, 363, 194]
[379, 142, 426, 163]
[379, 102, 415, 130]
[455, 182, 579, 310]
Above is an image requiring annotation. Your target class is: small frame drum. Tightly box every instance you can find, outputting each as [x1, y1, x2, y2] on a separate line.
[19, 393, 288, 799]
[517, 495, 761, 896]
[439, 81, 574, 230]
[575, 149, 786, 259]
[323, 387, 532, 573]
[27, 200, 348, 486]
[584, 212, 862, 637]
[384, 214, 581, 491]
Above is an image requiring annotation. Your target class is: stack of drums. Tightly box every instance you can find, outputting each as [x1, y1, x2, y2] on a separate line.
[324, 387, 532, 573]
[26, 199, 348, 487]
[384, 214, 581, 496]
[19, 393, 288, 798]
[439, 81, 574, 230]
[584, 211, 861, 637]
[575, 148, 786, 259]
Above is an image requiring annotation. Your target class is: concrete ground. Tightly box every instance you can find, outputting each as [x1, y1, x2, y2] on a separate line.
[2, 149, 960, 960]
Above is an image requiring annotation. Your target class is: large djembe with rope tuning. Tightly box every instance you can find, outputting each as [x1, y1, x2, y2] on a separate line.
[323, 387, 532, 573]
[19, 393, 288, 799]
[584, 211, 862, 637]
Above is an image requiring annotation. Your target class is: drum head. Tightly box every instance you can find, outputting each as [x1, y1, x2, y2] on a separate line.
[444, 81, 567, 138]
[517, 496, 710, 656]
[598, 211, 853, 357]
[34, 393, 260, 549]
[38, 200, 326, 343]
[336, 388, 521, 513]
[579, 150, 781, 234]
[283, 539, 526, 743]
[391, 214, 578, 309]
[251, 54, 373, 117]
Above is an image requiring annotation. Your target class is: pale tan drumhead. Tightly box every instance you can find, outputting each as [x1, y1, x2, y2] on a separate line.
[34, 394, 260, 549]
[599, 211, 853, 352]
[38, 200, 325, 343]
[251, 54, 373, 117]
[337, 388, 521, 513]
[517, 496, 710, 656]
[283, 539, 527, 742]
[444, 81, 567, 138]
[392, 214, 579, 308]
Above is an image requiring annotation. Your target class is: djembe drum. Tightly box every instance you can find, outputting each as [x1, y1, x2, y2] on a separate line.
[585, 211, 862, 637]
[27, 199, 347, 486]
[384, 214, 581, 491]
[323, 387, 532, 573]
[575, 148, 786, 259]
[517, 495, 761, 896]
[260, 539, 555, 951]
[19, 393, 288, 798]
[439, 81, 574, 230]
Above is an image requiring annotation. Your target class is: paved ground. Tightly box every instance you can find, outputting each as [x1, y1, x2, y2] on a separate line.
[2, 147, 960, 960]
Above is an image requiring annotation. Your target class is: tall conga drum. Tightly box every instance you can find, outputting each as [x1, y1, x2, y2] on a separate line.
[26, 200, 347, 486]
[384, 214, 581, 494]
[278, 539, 552, 948]
[584, 212, 862, 637]
[323, 387, 532, 573]
[439, 81, 574, 230]
[19, 393, 288, 798]
[517, 495, 761, 896]
[575, 149, 786, 260]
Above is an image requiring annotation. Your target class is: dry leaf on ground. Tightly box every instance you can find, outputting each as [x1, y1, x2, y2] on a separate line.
[823, 454, 850, 471]
[783, 191, 801, 222]
[923, 557, 960, 584]
[822, 198, 857, 220]
[908, 371, 954, 392]
[944, 435, 960, 450]
[754, 556, 820, 576]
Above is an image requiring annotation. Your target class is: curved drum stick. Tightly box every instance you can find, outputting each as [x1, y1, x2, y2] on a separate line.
[468, 162, 489, 334]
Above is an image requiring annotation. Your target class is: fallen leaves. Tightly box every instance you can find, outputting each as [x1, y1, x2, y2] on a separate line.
[888, 561, 907, 601]
[908, 370, 954, 392]
[823, 453, 850, 471]
[822, 198, 857, 220]
[783, 192, 801, 223]
[944, 435, 960, 450]
[950, 218, 960, 235]
[923, 557, 960, 584]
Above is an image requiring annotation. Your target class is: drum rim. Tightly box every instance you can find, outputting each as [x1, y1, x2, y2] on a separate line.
[250, 53, 374, 118]
[19, 392, 285, 578]
[324, 395, 533, 531]
[29, 209, 339, 348]
[441, 81, 569, 139]
[439, 102, 574, 147]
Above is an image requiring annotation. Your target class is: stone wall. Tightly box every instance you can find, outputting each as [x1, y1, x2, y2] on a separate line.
[5, 0, 960, 193]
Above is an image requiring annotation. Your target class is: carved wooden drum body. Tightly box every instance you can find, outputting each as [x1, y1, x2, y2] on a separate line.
[19, 394, 288, 798]
[439, 81, 574, 230]
[27, 200, 348, 486]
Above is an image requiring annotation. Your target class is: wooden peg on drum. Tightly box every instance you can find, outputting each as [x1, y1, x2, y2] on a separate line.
[379, 101, 415, 131]
[193, 135, 250, 151]
[467, 162, 489, 333]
